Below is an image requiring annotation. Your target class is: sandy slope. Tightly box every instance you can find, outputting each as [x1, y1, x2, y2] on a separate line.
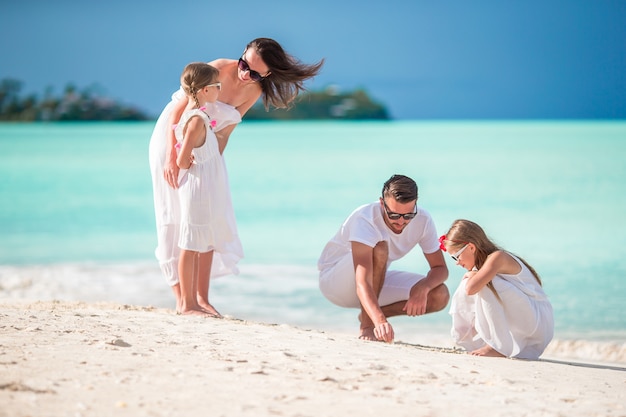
[1, 300, 624, 417]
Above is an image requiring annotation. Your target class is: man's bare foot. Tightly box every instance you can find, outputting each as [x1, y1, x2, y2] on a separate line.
[197, 300, 222, 318]
[358, 312, 382, 342]
[470, 345, 505, 357]
[359, 327, 380, 342]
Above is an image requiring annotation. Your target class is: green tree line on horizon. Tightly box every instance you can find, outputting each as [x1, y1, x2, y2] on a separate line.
[245, 85, 389, 120]
[0, 78, 389, 122]
[0, 78, 149, 122]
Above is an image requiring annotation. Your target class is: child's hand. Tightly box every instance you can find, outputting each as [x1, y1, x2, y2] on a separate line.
[463, 270, 477, 280]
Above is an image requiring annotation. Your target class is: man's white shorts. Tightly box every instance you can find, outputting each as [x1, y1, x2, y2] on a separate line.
[319, 253, 426, 308]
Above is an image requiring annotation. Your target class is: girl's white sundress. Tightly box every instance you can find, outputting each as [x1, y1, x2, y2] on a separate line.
[148, 89, 242, 280]
[174, 106, 243, 277]
[448, 254, 554, 359]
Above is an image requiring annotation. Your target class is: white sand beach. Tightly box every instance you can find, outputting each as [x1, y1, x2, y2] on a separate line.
[1, 300, 624, 417]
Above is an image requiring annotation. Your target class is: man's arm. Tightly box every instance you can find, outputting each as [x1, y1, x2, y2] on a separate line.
[352, 241, 394, 342]
[403, 250, 448, 316]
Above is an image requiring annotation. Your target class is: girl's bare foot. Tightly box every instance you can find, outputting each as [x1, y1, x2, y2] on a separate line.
[470, 345, 505, 357]
[197, 300, 222, 318]
[179, 307, 214, 318]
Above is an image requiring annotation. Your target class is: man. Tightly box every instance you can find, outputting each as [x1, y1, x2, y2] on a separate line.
[318, 174, 449, 343]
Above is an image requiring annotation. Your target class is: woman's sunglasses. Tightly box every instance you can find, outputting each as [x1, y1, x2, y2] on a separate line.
[238, 57, 266, 82]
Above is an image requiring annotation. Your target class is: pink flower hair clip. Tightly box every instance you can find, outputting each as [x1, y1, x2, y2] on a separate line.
[438, 235, 447, 251]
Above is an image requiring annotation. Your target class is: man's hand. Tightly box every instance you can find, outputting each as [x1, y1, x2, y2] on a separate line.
[373, 321, 394, 343]
[403, 281, 429, 316]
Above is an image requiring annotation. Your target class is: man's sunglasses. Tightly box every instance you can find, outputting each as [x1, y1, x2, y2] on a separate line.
[382, 200, 417, 220]
[238, 57, 266, 82]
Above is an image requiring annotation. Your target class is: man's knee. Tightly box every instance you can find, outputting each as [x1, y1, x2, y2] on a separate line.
[428, 284, 450, 312]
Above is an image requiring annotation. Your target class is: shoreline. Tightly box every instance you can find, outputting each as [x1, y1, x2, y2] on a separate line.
[2, 300, 624, 416]
[1, 261, 625, 366]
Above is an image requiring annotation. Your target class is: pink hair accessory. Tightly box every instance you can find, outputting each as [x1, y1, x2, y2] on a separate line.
[438, 235, 447, 251]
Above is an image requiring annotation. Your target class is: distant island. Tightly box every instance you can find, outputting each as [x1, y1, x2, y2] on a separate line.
[245, 85, 389, 120]
[0, 78, 149, 122]
[0, 78, 389, 121]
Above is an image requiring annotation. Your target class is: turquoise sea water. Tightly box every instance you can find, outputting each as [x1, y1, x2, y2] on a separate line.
[1, 120, 625, 360]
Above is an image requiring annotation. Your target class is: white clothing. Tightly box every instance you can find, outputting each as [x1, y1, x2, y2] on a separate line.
[148, 88, 242, 285]
[174, 109, 243, 277]
[319, 252, 427, 308]
[318, 202, 440, 308]
[448, 254, 554, 359]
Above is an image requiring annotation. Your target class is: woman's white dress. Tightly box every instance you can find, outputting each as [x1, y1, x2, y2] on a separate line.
[448, 254, 554, 359]
[148, 88, 242, 285]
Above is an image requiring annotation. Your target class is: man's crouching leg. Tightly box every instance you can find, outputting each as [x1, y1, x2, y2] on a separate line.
[379, 283, 450, 318]
[359, 241, 389, 341]
[425, 284, 450, 313]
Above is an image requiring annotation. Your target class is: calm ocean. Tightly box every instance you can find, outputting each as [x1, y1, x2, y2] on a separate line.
[1, 120, 625, 362]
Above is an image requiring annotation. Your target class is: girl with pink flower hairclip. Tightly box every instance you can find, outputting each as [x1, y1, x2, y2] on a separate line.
[441, 219, 554, 359]
[172, 62, 242, 318]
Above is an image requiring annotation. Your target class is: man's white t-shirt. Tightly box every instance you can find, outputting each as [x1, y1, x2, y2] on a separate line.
[317, 202, 440, 272]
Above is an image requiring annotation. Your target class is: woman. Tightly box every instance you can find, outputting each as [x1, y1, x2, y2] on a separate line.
[149, 38, 324, 315]
[440, 219, 553, 359]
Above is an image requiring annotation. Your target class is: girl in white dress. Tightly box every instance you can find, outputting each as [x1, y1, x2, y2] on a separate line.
[174, 62, 242, 317]
[440, 219, 554, 359]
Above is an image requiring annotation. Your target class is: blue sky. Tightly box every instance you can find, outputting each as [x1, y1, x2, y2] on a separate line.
[1, 0, 625, 119]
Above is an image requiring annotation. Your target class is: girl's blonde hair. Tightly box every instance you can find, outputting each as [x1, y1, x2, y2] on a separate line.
[180, 62, 219, 109]
[444, 219, 542, 299]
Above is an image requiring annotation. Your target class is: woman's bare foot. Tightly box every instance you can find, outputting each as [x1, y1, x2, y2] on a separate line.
[197, 300, 222, 318]
[470, 345, 505, 357]
[172, 284, 182, 314]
